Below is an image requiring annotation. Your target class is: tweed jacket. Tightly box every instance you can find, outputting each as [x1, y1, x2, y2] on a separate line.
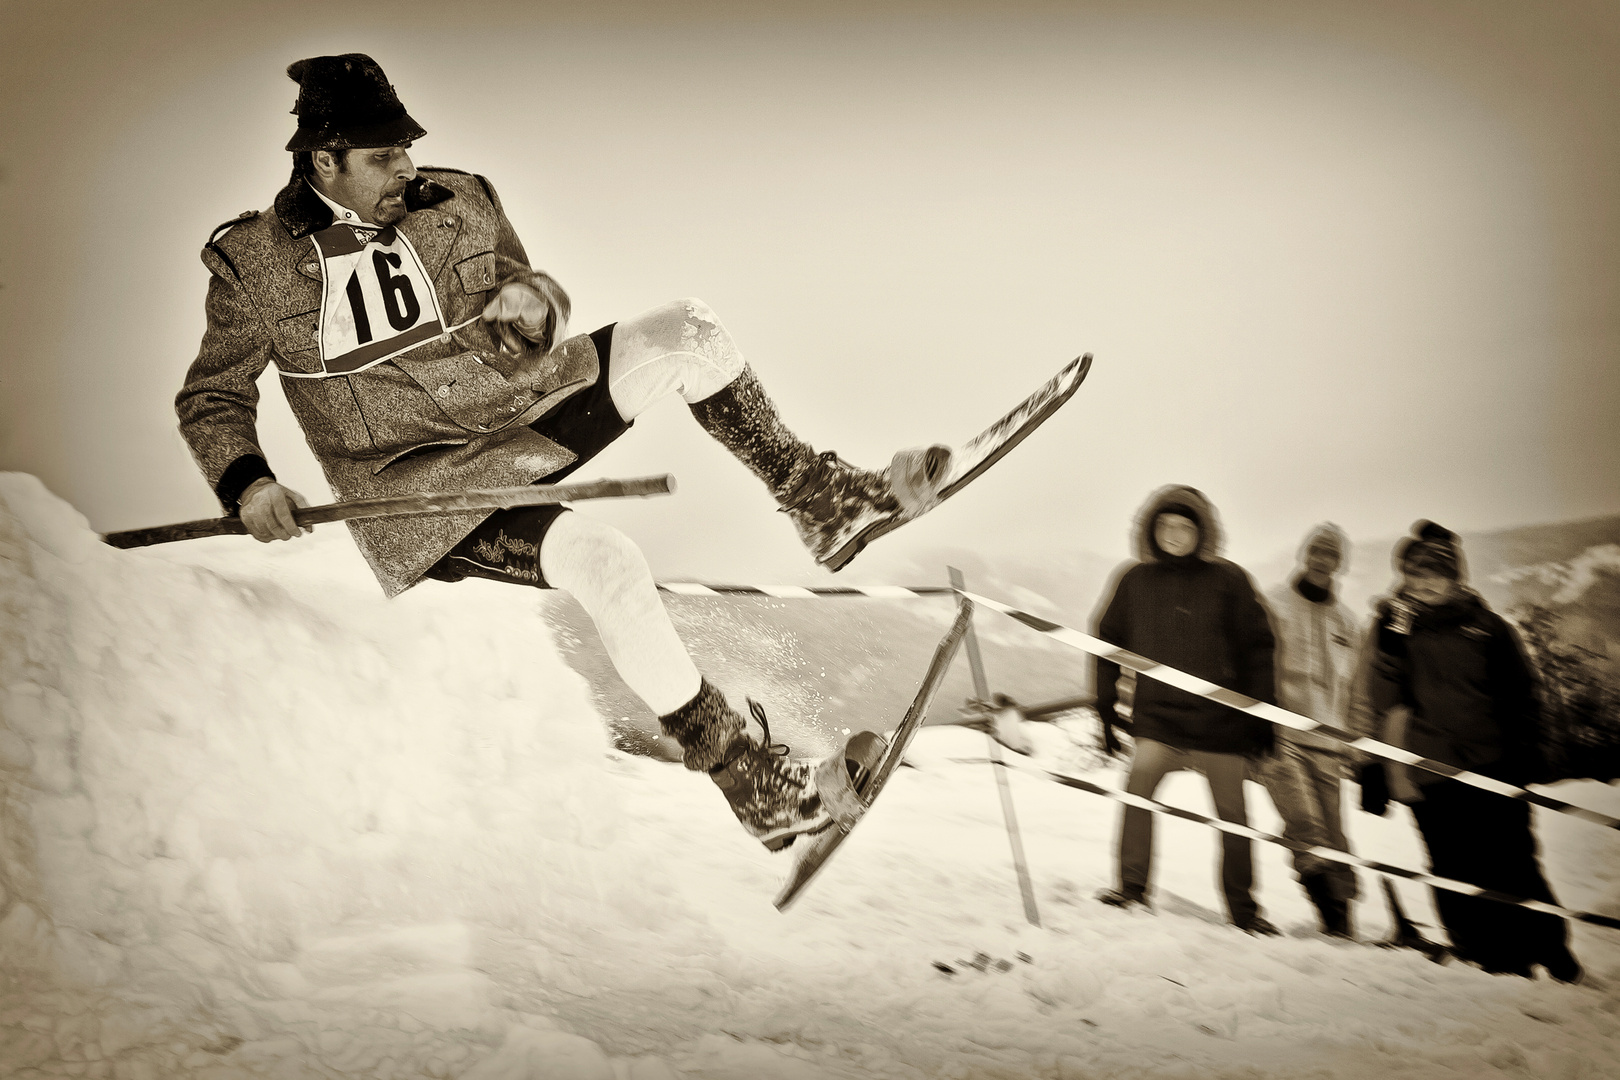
[175, 169, 597, 596]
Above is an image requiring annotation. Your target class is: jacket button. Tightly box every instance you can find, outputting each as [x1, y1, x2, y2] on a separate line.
[444, 216, 457, 227]
[437, 385, 451, 397]
[303, 262, 318, 274]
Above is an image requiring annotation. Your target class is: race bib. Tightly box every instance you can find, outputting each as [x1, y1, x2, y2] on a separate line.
[311, 223, 446, 374]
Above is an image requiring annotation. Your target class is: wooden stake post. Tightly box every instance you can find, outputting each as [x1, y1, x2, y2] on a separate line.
[948, 566, 1041, 928]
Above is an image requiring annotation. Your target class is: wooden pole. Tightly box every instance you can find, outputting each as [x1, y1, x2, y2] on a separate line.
[102, 474, 677, 549]
[948, 566, 1041, 928]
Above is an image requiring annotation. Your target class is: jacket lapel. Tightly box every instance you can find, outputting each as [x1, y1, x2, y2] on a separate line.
[399, 177, 460, 281]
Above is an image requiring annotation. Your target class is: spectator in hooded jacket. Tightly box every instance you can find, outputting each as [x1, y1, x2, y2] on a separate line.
[1093, 485, 1281, 935]
[1352, 521, 1581, 982]
[1257, 523, 1361, 938]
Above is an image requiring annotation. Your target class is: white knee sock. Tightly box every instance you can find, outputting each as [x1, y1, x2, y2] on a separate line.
[538, 511, 701, 716]
[604, 298, 747, 422]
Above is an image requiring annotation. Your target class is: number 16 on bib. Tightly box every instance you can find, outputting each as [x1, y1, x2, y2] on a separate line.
[311, 222, 447, 376]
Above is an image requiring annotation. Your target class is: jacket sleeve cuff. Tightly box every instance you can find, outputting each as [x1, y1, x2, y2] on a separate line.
[216, 454, 275, 516]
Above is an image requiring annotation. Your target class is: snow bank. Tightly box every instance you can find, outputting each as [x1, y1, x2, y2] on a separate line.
[0, 474, 681, 1076]
[3, 473, 1620, 1080]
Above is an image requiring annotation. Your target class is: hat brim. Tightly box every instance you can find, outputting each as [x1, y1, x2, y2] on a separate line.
[286, 112, 427, 152]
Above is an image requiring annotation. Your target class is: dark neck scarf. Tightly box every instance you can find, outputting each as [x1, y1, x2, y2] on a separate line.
[1293, 575, 1333, 604]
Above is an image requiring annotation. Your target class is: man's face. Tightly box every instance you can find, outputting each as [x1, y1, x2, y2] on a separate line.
[315, 144, 417, 226]
[1303, 541, 1341, 581]
[1401, 569, 1455, 608]
[1154, 513, 1200, 558]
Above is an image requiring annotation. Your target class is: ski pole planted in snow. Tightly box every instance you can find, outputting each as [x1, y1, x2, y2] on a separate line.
[101, 475, 677, 549]
[949, 566, 1041, 929]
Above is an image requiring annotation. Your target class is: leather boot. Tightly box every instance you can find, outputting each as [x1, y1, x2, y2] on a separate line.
[659, 680, 830, 851]
[689, 367, 945, 569]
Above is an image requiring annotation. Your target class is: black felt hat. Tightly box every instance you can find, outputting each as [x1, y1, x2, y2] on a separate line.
[284, 54, 427, 152]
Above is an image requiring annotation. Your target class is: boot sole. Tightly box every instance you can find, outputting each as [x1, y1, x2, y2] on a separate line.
[757, 813, 835, 852]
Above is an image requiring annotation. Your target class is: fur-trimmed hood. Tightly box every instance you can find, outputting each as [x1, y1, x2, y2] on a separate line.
[1132, 484, 1224, 563]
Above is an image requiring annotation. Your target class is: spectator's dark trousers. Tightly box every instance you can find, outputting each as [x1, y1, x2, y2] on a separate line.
[1120, 738, 1257, 925]
[1410, 779, 1571, 974]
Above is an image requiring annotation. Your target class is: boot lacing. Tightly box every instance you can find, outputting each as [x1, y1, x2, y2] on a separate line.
[775, 451, 843, 514]
[745, 699, 805, 788]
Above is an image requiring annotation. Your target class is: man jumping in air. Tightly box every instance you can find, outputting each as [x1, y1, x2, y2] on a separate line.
[175, 54, 944, 852]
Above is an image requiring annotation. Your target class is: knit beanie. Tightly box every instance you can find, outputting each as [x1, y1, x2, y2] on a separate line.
[1395, 520, 1465, 581]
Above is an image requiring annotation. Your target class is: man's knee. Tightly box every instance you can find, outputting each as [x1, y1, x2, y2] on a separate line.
[612, 297, 744, 407]
[626, 297, 728, 351]
[540, 513, 653, 589]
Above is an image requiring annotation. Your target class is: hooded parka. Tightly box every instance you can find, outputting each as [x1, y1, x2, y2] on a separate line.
[1093, 485, 1277, 756]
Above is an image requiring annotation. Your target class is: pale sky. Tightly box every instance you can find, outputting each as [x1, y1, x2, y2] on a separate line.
[2, 0, 1616, 588]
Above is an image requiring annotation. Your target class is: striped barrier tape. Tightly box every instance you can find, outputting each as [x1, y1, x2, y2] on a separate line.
[950, 754, 1620, 932]
[653, 581, 1620, 833]
[954, 589, 1620, 834]
[658, 582, 951, 599]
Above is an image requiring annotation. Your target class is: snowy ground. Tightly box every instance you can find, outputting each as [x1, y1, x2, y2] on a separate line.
[3, 472, 1620, 1080]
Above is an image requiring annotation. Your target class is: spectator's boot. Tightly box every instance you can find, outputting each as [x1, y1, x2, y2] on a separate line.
[1542, 946, 1584, 985]
[1235, 913, 1282, 937]
[689, 367, 949, 569]
[1096, 885, 1149, 910]
[658, 679, 831, 851]
[1302, 873, 1353, 939]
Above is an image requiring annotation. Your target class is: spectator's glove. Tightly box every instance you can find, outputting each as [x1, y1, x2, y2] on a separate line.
[1252, 720, 1276, 759]
[957, 695, 1034, 755]
[1358, 761, 1390, 816]
[1101, 717, 1123, 757]
[482, 274, 570, 355]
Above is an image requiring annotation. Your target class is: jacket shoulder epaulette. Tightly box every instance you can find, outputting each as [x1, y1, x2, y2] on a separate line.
[204, 209, 260, 280]
[208, 209, 259, 244]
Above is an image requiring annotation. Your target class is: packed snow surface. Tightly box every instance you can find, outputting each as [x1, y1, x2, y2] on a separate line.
[2, 472, 1619, 1079]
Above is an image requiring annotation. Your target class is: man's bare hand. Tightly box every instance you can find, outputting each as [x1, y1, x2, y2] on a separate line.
[238, 478, 311, 542]
[481, 277, 569, 356]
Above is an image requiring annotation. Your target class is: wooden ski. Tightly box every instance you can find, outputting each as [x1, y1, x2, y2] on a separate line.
[775, 594, 974, 910]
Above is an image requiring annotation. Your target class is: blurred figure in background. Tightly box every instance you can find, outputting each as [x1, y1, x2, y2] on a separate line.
[1092, 486, 1281, 935]
[1351, 521, 1581, 981]
[1257, 524, 1361, 938]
